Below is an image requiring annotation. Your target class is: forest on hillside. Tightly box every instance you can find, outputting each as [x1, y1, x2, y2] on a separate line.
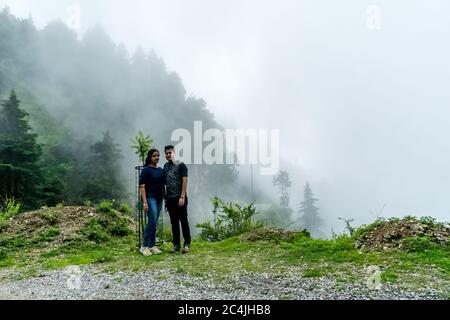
[0, 8, 328, 235]
[0, 8, 244, 221]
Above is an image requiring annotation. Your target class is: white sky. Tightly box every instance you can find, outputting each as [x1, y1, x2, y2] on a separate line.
[1, 0, 449, 226]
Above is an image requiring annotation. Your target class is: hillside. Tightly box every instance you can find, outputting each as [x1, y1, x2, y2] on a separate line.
[0, 205, 448, 300]
[0, 8, 243, 220]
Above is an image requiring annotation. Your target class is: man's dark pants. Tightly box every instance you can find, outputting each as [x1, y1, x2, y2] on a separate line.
[166, 197, 191, 249]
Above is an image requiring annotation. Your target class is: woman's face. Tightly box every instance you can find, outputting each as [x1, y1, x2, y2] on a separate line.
[151, 152, 160, 165]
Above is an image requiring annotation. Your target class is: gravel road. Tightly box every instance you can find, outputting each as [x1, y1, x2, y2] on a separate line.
[0, 266, 447, 300]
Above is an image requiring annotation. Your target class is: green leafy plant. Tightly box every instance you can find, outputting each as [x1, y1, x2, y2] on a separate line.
[402, 236, 435, 252]
[80, 218, 110, 243]
[38, 209, 60, 225]
[352, 218, 386, 241]
[131, 131, 154, 166]
[32, 227, 61, 244]
[96, 200, 115, 213]
[0, 197, 21, 232]
[118, 202, 132, 215]
[0, 247, 7, 260]
[108, 220, 131, 237]
[197, 197, 263, 242]
[85, 202, 132, 240]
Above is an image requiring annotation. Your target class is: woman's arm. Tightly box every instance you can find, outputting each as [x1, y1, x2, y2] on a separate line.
[140, 184, 148, 212]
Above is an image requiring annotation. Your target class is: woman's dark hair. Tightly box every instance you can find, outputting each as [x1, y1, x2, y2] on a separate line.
[145, 149, 160, 166]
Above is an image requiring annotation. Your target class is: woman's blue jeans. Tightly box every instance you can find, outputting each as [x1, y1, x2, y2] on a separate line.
[142, 197, 163, 248]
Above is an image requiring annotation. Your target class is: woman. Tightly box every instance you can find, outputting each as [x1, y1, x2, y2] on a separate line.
[139, 149, 164, 256]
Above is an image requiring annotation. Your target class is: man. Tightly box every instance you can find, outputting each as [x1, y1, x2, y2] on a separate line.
[163, 145, 191, 254]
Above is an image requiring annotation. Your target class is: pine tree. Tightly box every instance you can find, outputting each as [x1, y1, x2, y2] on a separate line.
[272, 170, 293, 226]
[273, 170, 292, 208]
[81, 131, 126, 202]
[298, 182, 324, 236]
[0, 90, 43, 207]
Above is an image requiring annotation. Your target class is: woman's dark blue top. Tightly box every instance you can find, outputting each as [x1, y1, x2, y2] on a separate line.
[139, 166, 164, 200]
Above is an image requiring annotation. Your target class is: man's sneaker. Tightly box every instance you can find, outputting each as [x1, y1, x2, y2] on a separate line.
[182, 246, 190, 254]
[140, 247, 152, 256]
[169, 246, 180, 254]
[150, 246, 162, 255]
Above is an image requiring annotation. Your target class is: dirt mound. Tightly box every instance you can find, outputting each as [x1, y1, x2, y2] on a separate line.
[241, 227, 309, 242]
[7, 206, 95, 234]
[1, 205, 135, 249]
[354, 217, 450, 251]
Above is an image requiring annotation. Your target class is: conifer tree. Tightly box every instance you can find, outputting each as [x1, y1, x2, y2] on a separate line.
[298, 182, 324, 236]
[272, 170, 293, 225]
[82, 131, 126, 202]
[0, 90, 42, 207]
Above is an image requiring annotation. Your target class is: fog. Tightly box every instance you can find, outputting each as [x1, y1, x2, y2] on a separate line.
[2, 0, 449, 233]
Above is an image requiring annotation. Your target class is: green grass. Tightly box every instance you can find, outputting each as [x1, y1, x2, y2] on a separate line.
[0, 215, 448, 292]
[303, 268, 327, 278]
[2, 231, 448, 276]
[381, 270, 398, 283]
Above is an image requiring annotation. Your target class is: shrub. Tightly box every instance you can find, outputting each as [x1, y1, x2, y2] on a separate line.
[0, 220, 8, 233]
[0, 248, 7, 260]
[38, 209, 60, 225]
[33, 227, 61, 244]
[402, 236, 435, 252]
[0, 236, 26, 249]
[197, 197, 263, 242]
[196, 221, 226, 242]
[158, 227, 173, 243]
[96, 200, 115, 213]
[108, 220, 131, 237]
[0, 197, 21, 232]
[352, 218, 386, 241]
[156, 217, 173, 242]
[118, 202, 132, 215]
[81, 206, 131, 240]
[83, 200, 93, 207]
[80, 218, 110, 243]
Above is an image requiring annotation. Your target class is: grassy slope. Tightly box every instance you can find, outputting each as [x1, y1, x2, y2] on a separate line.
[0, 206, 449, 294]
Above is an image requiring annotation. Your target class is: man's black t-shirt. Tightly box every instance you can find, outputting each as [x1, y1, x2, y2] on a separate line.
[163, 160, 188, 199]
[139, 166, 164, 200]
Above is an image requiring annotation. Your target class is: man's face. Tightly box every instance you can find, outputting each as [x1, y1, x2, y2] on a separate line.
[165, 149, 175, 161]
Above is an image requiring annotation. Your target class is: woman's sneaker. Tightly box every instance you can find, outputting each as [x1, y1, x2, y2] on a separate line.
[150, 246, 162, 254]
[140, 247, 152, 256]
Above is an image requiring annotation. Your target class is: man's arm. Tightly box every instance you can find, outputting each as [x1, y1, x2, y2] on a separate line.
[178, 176, 188, 207]
[178, 163, 188, 207]
[181, 176, 187, 198]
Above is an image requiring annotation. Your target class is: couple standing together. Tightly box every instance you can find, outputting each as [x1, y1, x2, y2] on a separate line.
[139, 145, 191, 256]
